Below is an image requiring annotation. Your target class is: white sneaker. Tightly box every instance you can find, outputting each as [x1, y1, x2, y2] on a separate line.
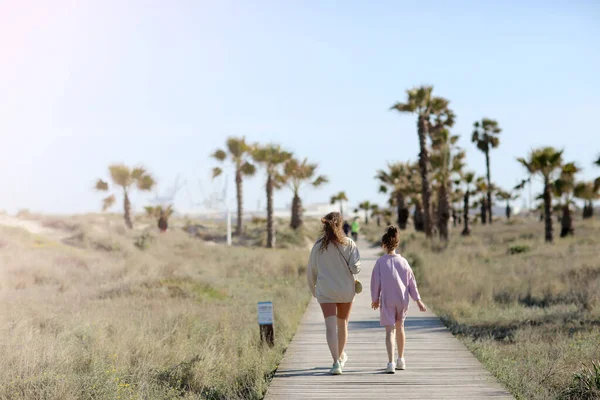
[338, 352, 348, 368]
[396, 357, 406, 370]
[386, 362, 396, 374]
[330, 360, 342, 375]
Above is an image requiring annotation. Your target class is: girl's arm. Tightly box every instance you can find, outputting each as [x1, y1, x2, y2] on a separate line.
[407, 269, 421, 302]
[370, 261, 381, 303]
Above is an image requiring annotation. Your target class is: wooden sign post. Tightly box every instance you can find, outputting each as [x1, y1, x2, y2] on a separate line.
[258, 301, 274, 346]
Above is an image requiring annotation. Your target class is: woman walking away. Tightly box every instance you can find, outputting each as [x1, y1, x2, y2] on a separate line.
[371, 226, 427, 374]
[307, 212, 361, 375]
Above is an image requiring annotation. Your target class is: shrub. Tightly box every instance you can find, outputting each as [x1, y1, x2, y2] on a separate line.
[135, 231, 154, 250]
[508, 244, 530, 255]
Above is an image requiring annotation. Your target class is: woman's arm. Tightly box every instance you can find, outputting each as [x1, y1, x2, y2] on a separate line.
[348, 240, 361, 274]
[306, 248, 318, 297]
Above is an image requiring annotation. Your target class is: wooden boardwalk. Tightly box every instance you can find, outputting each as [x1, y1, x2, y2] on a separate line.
[265, 241, 513, 399]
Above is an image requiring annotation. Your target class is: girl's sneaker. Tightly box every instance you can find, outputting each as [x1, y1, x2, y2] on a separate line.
[339, 352, 348, 368]
[396, 357, 406, 370]
[385, 362, 396, 374]
[330, 360, 342, 375]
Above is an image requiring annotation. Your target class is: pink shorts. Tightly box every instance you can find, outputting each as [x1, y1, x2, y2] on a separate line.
[380, 303, 408, 326]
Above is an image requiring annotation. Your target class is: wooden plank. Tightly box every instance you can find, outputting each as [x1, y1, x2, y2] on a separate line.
[265, 240, 513, 399]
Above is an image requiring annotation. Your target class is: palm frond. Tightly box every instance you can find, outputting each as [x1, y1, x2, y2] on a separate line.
[212, 167, 223, 179]
[240, 162, 256, 176]
[312, 175, 328, 187]
[109, 164, 132, 188]
[131, 167, 146, 180]
[211, 149, 227, 161]
[95, 179, 109, 191]
[102, 195, 116, 211]
[137, 174, 155, 191]
[226, 137, 250, 159]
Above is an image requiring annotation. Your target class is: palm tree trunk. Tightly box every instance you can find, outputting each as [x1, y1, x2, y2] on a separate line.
[413, 199, 424, 232]
[437, 184, 450, 240]
[480, 197, 487, 225]
[583, 201, 593, 219]
[396, 192, 409, 230]
[266, 174, 275, 248]
[485, 150, 493, 224]
[462, 191, 471, 236]
[560, 203, 574, 237]
[452, 208, 457, 227]
[417, 115, 433, 237]
[364, 210, 369, 224]
[339, 201, 344, 216]
[290, 193, 302, 229]
[506, 201, 511, 220]
[235, 168, 243, 236]
[543, 179, 553, 243]
[123, 190, 133, 229]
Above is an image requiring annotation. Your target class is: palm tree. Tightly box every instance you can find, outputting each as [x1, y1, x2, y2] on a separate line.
[553, 162, 579, 237]
[391, 86, 455, 237]
[330, 192, 348, 216]
[472, 118, 501, 224]
[518, 147, 564, 242]
[376, 162, 416, 230]
[495, 189, 518, 220]
[358, 201, 371, 224]
[574, 181, 599, 219]
[211, 137, 256, 236]
[95, 164, 155, 229]
[430, 130, 465, 240]
[253, 144, 293, 248]
[284, 158, 328, 230]
[460, 172, 476, 236]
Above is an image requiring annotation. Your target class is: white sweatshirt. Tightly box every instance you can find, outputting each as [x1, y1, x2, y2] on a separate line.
[307, 237, 361, 303]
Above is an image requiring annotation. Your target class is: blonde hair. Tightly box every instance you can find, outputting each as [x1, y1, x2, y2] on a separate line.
[319, 212, 347, 251]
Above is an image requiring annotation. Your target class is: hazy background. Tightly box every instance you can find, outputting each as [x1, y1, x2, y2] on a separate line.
[1, 0, 599, 215]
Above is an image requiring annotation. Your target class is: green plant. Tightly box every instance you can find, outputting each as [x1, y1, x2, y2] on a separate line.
[507, 244, 530, 255]
[560, 361, 600, 400]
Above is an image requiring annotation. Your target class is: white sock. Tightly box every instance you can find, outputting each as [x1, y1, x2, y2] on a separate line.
[325, 316, 339, 362]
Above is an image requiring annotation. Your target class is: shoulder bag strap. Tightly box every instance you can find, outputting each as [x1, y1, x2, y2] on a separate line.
[333, 242, 353, 275]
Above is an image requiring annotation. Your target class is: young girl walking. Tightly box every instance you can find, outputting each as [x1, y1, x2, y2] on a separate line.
[370, 226, 427, 374]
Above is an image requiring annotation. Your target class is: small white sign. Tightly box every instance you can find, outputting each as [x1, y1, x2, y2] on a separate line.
[258, 301, 273, 325]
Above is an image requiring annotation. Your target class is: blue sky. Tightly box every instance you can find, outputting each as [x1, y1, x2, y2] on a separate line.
[1, 0, 599, 215]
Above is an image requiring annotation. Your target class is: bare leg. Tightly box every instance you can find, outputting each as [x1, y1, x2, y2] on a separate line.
[320, 303, 339, 362]
[396, 322, 406, 359]
[385, 326, 396, 363]
[336, 303, 353, 360]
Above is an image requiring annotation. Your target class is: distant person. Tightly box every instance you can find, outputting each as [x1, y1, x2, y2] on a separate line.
[370, 226, 427, 374]
[307, 212, 361, 375]
[343, 220, 351, 236]
[351, 218, 360, 241]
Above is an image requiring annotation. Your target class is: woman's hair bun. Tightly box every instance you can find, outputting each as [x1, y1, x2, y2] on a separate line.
[387, 225, 398, 235]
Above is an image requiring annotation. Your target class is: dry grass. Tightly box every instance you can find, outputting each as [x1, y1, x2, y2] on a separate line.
[0, 215, 311, 400]
[391, 217, 600, 400]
